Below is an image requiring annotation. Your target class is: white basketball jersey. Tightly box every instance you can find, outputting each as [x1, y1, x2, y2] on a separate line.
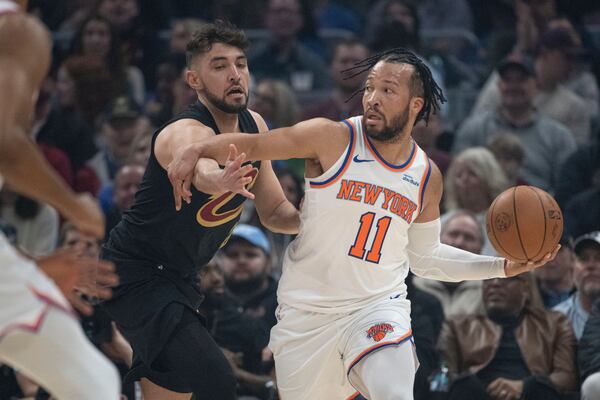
[0, 0, 18, 15]
[278, 116, 432, 314]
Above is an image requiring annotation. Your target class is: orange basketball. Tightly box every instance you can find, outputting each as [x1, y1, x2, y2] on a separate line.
[486, 186, 563, 263]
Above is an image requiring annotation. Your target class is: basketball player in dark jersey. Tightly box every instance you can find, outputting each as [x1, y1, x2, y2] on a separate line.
[0, 1, 120, 398]
[101, 21, 299, 400]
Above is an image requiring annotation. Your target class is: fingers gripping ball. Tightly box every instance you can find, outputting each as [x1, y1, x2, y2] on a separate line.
[486, 186, 563, 263]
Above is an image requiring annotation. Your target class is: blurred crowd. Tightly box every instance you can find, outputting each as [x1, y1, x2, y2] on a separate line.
[1, 0, 600, 399]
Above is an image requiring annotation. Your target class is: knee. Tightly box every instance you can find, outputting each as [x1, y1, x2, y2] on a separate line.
[582, 372, 600, 400]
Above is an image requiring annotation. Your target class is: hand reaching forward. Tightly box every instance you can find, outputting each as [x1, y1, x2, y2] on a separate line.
[169, 143, 253, 210]
[37, 249, 119, 316]
[504, 244, 561, 277]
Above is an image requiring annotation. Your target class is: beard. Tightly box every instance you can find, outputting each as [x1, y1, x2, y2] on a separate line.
[202, 86, 249, 114]
[225, 273, 265, 294]
[363, 105, 410, 143]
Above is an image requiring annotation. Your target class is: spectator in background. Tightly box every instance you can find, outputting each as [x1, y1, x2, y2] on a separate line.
[443, 147, 509, 255]
[250, 79, 300, 129]
[364, 0, 448, 106]
[414, 0, 474, 34]
[412, 112, 452, 175]
[564, 186, 600, 240]
[249, 0, 331, 91]
[69, 14, 145, 105]
[472, 28, 593, 144]
[579, 299, 600, 400]
[88, 96, 151, 185]
[414, 210, 485, 317]
[95, 0, 162, 90]
[406, 271, 445, 400]
[454, 53, 576, 192]
[302, 38, 369, 121]
[212, 0, 268, 31]
[172, 66, 198, 115]
[59, 223, 135, 400]
[439, 272, 577, 400]
[487, 133, 528, 187]
[56, 55, 116, 133]
[145, 61, 179, 126]
[0, 189, 58, 257]
[554, 231, 600, 340]
[168, 18, 205, 68]
[312, 0, 361, 34]
[555, 140, 600, 208]
[40, 71, 101, 195]
[534, 239, 576, 308]
[217, 225, 278, 398]
[127, 125, 153, 167]
[101, 164, 145, 239]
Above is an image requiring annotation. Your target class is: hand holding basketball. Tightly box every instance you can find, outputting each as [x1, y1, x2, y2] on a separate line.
[486, 186, 563, 274]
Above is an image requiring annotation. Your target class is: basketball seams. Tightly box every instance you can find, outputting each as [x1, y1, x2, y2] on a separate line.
[529, 186, 547, 261]
[512, 186, 530, 261]
[488, 195, 520, 261]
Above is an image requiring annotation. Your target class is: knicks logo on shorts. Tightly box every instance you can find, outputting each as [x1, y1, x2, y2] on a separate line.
[196, 168, 259, 227]
[367, 323, 394, 342]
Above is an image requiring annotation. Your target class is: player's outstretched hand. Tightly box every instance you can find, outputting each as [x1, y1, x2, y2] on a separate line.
[218, 144, 255, 200]
[37, 249, 119, 316]
[68, 193, 105, 239]
[504, 244, 561, 277]
[168, 144, 201, 211]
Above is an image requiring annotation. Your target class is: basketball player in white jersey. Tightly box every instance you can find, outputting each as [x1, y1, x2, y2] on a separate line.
[168, 48, 560, 399]
[0, 1, 120, 398]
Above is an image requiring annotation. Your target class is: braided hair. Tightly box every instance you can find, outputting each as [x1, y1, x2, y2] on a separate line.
[343, 47, 446, 124]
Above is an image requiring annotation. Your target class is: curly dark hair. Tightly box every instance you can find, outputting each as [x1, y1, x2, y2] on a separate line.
[344, 47, 446, 124]
[185, 20, 248, 67]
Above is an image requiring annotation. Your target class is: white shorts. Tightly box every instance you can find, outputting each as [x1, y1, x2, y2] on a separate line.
[269, 294, 417, 400]
[0, 234, 72, 339]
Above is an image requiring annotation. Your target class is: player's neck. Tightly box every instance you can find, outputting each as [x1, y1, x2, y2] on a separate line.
[369, 129, 414, 165]
[199, 98, 241, 133]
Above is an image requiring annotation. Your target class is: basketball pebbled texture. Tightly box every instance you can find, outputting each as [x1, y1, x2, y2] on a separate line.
[486, 186, 563, 263]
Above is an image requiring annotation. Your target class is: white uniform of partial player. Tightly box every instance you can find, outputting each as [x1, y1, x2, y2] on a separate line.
[0, 3, 120, 398]
[270, 116, 431, 399]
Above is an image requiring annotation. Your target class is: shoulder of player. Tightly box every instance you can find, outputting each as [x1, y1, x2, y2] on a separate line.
[158, 118, 216, 143]
[0, 12, 49, 54]
[247, 109, 269, 133]
[424, 157, 443, 198]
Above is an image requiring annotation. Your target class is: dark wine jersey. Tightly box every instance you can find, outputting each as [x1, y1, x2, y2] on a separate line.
[105, 101, 261, 281]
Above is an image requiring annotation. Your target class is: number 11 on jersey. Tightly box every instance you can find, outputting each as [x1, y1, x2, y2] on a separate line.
[348, 212, 391, 264]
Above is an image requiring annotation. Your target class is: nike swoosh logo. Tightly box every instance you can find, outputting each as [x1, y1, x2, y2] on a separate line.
[353, 155, 374, 163]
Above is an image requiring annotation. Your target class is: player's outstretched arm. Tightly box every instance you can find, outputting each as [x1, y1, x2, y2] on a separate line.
[407, 161, 560, 281]
[168, 118, 345, 210]
[155, 119, 256, 210]
[0, 17, 105, 238]
[247, 111, 299, 234]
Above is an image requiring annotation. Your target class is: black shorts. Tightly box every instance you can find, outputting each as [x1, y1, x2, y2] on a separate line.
[101, 253, 236, 397]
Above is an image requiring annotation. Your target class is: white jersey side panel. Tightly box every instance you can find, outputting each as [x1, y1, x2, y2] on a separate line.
[278, 116, 432, 313]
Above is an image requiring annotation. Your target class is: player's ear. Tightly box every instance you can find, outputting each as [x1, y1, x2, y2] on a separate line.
[186, 69, 203, 91]
[410, 96, 424, 115]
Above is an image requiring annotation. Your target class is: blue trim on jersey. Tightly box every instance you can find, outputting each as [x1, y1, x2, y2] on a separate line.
[309, 119, 355, 187]
[346, 334, 413, 375]
[365, 134, 416, 170]
[419, 158, 432, 213]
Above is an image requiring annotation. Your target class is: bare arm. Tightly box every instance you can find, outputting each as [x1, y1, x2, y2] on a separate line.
[168, 118, 346, 209]
[155, 119, 255, 209]
[248, 111, 299, 234]
[408, 161, 560, 280]
[0, 17, 104, 238]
